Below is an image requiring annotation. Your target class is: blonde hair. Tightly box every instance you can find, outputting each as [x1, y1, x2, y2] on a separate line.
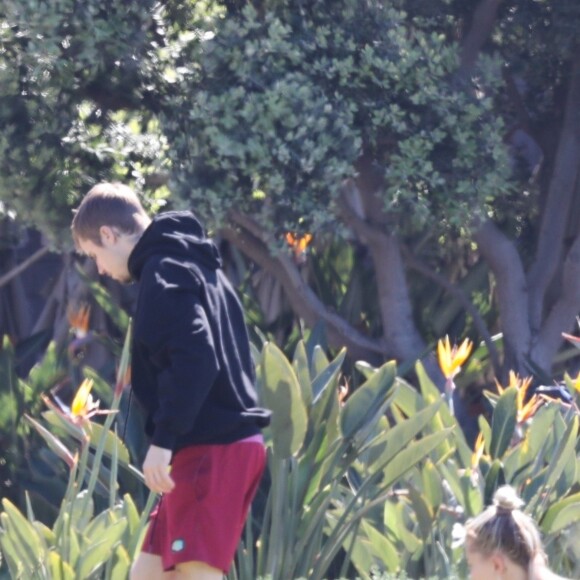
[71, 183, 149, 247]
[465, 486, 545, 571]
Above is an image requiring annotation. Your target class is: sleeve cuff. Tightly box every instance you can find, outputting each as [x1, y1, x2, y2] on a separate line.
[151, 425, 178, 450]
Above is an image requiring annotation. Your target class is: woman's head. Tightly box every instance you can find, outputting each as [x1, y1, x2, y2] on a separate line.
[465, 486, 545, 579]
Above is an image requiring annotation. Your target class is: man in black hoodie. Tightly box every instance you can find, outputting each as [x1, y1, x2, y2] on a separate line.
[72, 183, 270, 580]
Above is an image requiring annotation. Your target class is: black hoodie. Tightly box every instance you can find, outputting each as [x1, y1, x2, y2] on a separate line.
[127, 211, 270, 451]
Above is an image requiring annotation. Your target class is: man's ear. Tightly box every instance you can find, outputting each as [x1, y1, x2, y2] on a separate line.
[99, 225, 116, 245]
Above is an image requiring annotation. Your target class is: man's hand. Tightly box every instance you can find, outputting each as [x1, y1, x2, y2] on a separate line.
[143, 445, 175, 494]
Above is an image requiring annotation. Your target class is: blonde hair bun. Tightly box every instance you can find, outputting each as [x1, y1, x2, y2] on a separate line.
[493, 485, 525, 512]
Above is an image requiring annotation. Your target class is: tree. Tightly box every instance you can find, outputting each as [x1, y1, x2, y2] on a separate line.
[1, 0, 580, 390]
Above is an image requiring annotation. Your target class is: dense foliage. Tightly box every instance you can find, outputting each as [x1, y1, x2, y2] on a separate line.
[163, 1, 510, 236]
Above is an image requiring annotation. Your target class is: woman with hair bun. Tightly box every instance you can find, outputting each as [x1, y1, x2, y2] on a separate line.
[464, 486, 569, 579]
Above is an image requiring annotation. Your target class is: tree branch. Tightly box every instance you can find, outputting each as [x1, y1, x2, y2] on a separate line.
[472, 218, 531, 372]
[532, 234, 580, 371]
[527, 59, 580, 333]
[0, 246, 50, 289]
[459, 0, 503, 76]
[220, 221, 385, 363]
[337, 192, 440, 379]
[402, 249, 501, 376]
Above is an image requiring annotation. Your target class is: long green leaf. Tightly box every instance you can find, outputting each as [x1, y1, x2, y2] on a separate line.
[77, 519, 127, 578]
[340, 360, 396, 439]
[382, 429, 453, 490]
[311, 347, 346, 403]
[293, 340, 313, 408]
[364, 401, 444, 471]
[490, 387, 517, 459]
[48, 551, 76, 580]
[87, 422, 130, 465]
[261, 342, 308, 458]
[1, 499, 46, 571]
[541, 493, 580, 534]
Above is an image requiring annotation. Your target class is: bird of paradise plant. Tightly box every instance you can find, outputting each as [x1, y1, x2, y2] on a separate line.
[494, 371, 543, 426]
[437, 335, 473, 414]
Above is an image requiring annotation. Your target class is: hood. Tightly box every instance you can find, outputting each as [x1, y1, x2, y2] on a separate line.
[128, 211, 222, 281]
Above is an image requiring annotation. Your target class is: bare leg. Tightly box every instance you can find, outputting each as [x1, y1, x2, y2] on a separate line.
[130, 553, 223, 580]
[174, 561, 223, 579]
[130, 552, 171, 580]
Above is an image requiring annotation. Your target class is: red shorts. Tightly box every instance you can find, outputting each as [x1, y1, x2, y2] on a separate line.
[141, 437, 266, 573]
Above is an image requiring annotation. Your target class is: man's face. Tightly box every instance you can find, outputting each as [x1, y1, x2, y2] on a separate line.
[78, 227, 132, 283]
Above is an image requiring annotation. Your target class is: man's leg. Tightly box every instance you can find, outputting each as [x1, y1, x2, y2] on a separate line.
[174, 561, 223, 579]
[130, 552, 168, 579]
[130, 553, 223, 580]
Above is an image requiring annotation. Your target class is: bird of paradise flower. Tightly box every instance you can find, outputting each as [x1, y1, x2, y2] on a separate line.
[43, 378, 116, 431]
[436, 335, 473, 414]
[494, 371, 543, 426]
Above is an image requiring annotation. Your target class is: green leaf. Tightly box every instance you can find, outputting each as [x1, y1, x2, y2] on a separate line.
[421, 459, 443, 510]
[1, 499, 45, 569]
[525, 404, 558, 459]
[407, 484, 433, 539]
[541, 493, 580, 534]
[87, 422, 131, 465]
[391, 378, 424, 416]
[293, 340, 313, 408]
[41, 409, 86, 441]
[340, 360, 396, 439]
[111, 545, 131, 580]
[354, 361, 378, 380]
[386, 501, 422, 555]
[77, 518, 127, 578]
[122, 493, 141, 538]
[415, 360, 441, 405]
[382, 429, 453, 490]
[484, 459, 506, 505]
[542, 415, 578, 491]
[460, 470, 484, 517]
[478, 415, 492, 454]
[33, 521, 56, 547]
[360, 520, 399, 573]
[48, 551, 76, 580]
[365, 401, 443, 470]
[311, 348, 346, 403]
[261, 342, 308, 458]
[489, 387, 517, 459]
[0, 522, 27, 578]
[310, 345, 330, 380]
[84, 510, 118, 545]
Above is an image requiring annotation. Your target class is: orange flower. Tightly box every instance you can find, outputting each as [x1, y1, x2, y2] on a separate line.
[437, 336, 473, 380]
[495, 371, 542, 424]
[68, 304, 91, 338]
[285, 232, 313, 261]
[471, 431, 487, 469]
